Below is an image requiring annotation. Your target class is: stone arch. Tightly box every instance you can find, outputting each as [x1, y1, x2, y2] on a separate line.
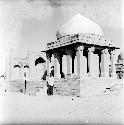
[23, 65, 29, 78]
[14, 65, 21, 68]
[24, 65, 29, 68]
[34, 57, 46, 80]
[12, 64, 21, 80]
[35, 57, 45, 66]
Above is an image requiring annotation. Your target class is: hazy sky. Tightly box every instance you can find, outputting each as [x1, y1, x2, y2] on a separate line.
[0, 0, 123, 74]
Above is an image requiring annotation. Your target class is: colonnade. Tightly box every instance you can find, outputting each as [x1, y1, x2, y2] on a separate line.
[46, 45, 117, 79]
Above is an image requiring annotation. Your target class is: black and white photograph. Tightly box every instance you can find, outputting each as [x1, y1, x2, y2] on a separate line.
[0, 0, 124, 124]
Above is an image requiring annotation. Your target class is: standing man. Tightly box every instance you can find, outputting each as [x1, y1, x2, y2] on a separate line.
[48, 73, 54, 95]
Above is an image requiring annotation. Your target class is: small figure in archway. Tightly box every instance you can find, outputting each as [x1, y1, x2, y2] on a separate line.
[47, 73, 54, 95]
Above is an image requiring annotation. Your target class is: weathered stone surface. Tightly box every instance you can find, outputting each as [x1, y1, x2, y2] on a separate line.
[92, 54, 99, 77]
[53, 78, 80, 97]
[9, 80, 47, 94]
[88, 47, 95, 77]
[46, 33, 118, 51]
[80, 78, 123, 97]
[101, 49, 110, 77]
[62, 55, 67, 77]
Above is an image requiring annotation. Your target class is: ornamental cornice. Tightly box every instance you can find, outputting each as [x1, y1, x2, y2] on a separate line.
[46, 33, 119, 51]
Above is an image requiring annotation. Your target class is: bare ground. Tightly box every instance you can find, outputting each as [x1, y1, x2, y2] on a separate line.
[0, 89, 124, 125]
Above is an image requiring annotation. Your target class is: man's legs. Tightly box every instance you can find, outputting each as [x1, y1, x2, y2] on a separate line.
[25, 80, 26, 93]
[51, 86, 53, 95]
[49, 85, 51, 95]
[47, 85, 50, 96]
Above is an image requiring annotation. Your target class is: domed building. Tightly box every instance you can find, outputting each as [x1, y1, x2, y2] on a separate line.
[46, 13, 120, 96]
[46, 13, 119, 79]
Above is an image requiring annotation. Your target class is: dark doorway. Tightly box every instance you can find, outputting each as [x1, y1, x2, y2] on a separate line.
[35, 57, 45, 66]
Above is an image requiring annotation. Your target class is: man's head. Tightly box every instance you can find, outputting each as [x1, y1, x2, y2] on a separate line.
[24, 72, 26, 77]
[50, 73, 53, 77]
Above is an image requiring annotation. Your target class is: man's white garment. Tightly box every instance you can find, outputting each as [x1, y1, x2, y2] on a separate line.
[49, 76, 54, 86]
[23, 76, 28, 82]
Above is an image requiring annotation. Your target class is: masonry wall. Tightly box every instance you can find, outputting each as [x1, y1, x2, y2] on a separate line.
[9, 80, 47, 94]
[53, 77, 80, 97]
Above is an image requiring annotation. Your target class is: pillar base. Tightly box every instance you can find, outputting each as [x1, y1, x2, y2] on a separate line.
[88, 73, 92, 77]
[101, 72, 109, 78]
[66, 74, 72, 78]
[80, 74, 88, 79]
[54, 74, 61, 79]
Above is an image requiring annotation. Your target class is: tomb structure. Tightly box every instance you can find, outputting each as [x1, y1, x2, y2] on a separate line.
[46, 14, 119, 80]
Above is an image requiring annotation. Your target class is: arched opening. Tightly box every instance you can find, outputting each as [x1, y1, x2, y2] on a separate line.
[24, 65, 29, 68]
[14, 65, 20, 68]
[24, 65, 29, 78]
[35, 57, 45, 66]
[12, 64, 21, 80]
[35, 57, 46, 80]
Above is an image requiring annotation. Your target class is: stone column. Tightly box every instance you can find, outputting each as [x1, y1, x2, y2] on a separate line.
[101, 49, 109, 77]
[88, 47, 95, 77]
[74, 55, 77, 75]
[46, 53, 51, 79]
[19, 67, 21, 79]
[62, 55, 67, 77]
[66, 49, 72, 77]
[110, 50, 117, 78]
[54, 52, 61, 78]
[75, 46, 85, 77]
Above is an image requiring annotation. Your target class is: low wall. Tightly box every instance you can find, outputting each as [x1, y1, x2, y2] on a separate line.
[53, 78, 80, 97]
[54, 77, 123, 97]
[8, 78, 123, 97]
[80, 78, 124, 97]
[9, 80, 47, 93]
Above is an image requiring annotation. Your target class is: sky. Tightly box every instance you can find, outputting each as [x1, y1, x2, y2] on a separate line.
[0, 0, 123, 74]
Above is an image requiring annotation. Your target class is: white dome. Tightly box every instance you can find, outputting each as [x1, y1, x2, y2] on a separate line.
[56, 13, 103, 38]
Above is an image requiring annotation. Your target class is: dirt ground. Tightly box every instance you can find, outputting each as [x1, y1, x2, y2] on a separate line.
[0, 88, 124, 125]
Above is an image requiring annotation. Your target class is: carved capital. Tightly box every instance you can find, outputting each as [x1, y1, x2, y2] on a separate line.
[110, 50, 116, 56]
[76, 46, 84, 51]
[88, 47, 95, 53]
[46, 53, 51, 59]
[101, 48, 109, 54]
